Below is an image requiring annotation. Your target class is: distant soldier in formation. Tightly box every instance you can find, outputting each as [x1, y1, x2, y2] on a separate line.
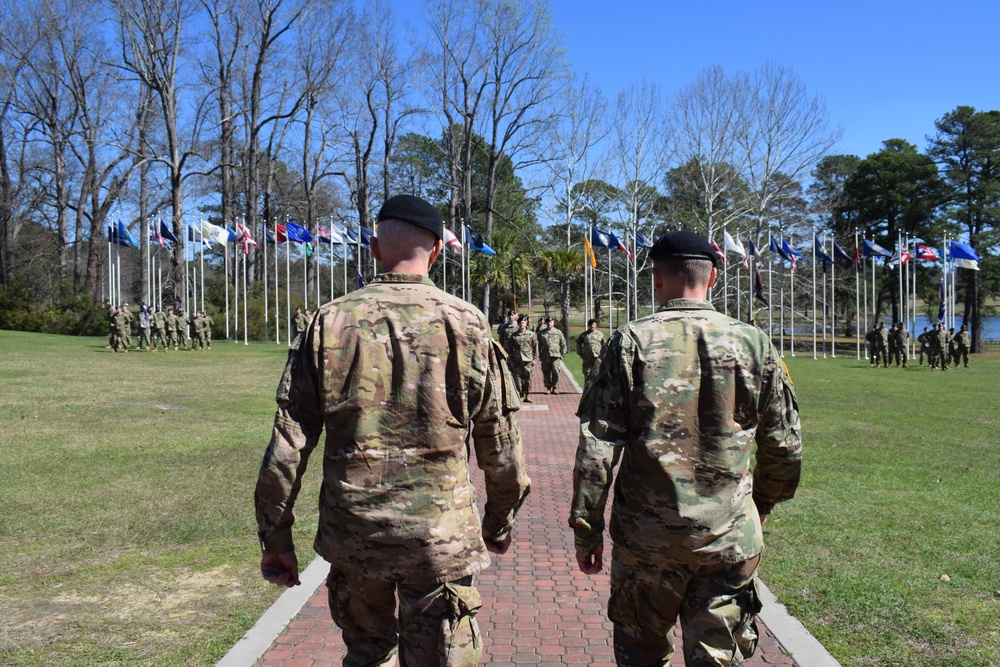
[192, 312, 207, 350]
[498, 310, 519, 349]
[876, 321, 890, 368]
[137, 303, 152, 350]
[954, 325, 971, 367]
[204, 311, 215, 349]
[891, 322, 909, 368]
[121, 304, 134, 350]
[505, 315, 538, 403]
[112, 306, 130, 353]
[948, 327, 959, 367]
[166, 307, 178, 350]
[575, 318, 604, 382]
[107, 305, 118, 349]
[293, 306, 308, 336]
[152, 307, 168, 351]
[538, 317, 568, 394]
[933, 323, 950, 371]
[917, 327, 931, 366]
[176, 308, 190, 350]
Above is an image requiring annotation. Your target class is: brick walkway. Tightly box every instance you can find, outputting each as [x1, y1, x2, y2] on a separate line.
[253, 367, 801, 666]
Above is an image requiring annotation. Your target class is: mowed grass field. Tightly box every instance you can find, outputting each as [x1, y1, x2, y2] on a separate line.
[1, 329, 998, 666]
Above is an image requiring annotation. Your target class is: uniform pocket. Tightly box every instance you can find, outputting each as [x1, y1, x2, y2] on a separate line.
[439, 578, 483, 667]
[607, 561, 640, 626]
[734, 578, 763, 659]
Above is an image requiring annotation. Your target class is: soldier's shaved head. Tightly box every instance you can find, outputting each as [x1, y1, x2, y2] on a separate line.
[371, 218, 443, 274]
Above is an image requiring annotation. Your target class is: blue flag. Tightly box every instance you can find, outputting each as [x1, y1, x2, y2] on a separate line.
[591, 227, 615, 249]
[465, 226, 496, 255]
[356, 271, 368, 290]
[770, 236, 787, 259]
[159, 220, 179, 245]
[109, 220, 138, 248]
[285, 222, 313, 244]
[833, 241, 854, 265]
[814, 238, 833, 271]
[635, 231, 653, 249]
[862, 239, 893, 258]
[226, 227, 238, 243]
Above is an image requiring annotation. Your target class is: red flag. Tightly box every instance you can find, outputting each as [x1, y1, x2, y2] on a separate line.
[711, 240, 728, 266]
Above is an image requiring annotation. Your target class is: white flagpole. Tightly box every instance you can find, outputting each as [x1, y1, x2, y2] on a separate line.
[855, 230, 861, 359]
[107, 236, 113, 305]
[790, 236, 796, 357]
[264, 222, 270, 342]
[329, 225, 334, 304]
[342, 228, 347, 298]
[274, 230, 281, 345]
[224, 240, 230, 339]
[828, 237, 834, 358]
[242, 245, 248, 345]
[233, 226, 239, 343]
[812, 230, 817, 360]
[302, 242, 307, 310]
[285, 229, 291, 345]
[767, 231, 773, 339]
[608, 246, 612, 336]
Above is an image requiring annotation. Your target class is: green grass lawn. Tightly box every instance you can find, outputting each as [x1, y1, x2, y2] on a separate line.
[1, 330, 998, 666]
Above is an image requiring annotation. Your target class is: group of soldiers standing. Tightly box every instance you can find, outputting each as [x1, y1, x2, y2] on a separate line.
[107, 303, 215, 353]
[496, 311, 606, 403]
[866, 320, 971, 370]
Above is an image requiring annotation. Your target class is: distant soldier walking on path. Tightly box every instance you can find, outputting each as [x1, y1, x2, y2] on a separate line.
[255, 194, 530, 667]
[865, 324, 878, 367]
[571, 231, 802, 667]
[498, 310, 519, 350]
[505, 315, 539, 403]
[954, 324, 971, 367]
[538, 317, 568, 394]
[576, 318, 605, 382]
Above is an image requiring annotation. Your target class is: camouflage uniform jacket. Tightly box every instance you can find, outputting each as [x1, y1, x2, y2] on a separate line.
[192, 315, 205, 334]
[575, 329, 605, 362]
[498, 321, 519, 349]
[176, 314, 189, 336]
[956, 330, 971, 348]
[255, 273, 531, 583]
[538, 328, 567, 359]
[505, 329, 539, 365]
[294, 313, 308, 334]
[153, 311, 167, 330]
[166, 313, 178, 332]
[113, 310, 129, 334]
[571, 298, 802, 567]
[877, 327, 889, 348]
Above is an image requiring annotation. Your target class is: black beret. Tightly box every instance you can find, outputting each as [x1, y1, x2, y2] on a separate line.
[649, 230, 718, 268]
[376, 194, 444, 241]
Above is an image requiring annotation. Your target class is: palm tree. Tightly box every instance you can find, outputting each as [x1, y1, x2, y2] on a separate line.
[539, 247, 585, 341]
[469, 228, 532, 320]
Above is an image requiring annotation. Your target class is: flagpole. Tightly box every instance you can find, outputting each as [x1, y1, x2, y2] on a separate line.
[286, 225, 291, 345]
[274, 228, 280, 345]
[767, 231, 773, 340]
[329, 222, 334, 304]
[342, 227, 347, 299]
[608, 246, 613, 335]
[224, 240, 230, 340]
[263, 221, 270, 343]
[812, 229, 817, 360]
[233, 225, 239, 343]
[242, 245, 249, 345]
[790, 235, 796, 357]
[722, 229, 729, 317]
[828, 237, 834, 358]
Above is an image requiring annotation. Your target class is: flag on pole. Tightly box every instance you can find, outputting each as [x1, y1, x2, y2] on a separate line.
[747, 239, 763, 262]
[862, 239, 893, 259]
[937, 278, 946, 321]
[814, 238, 834, 272]
[358, 227, 374, 249]
[590, 227, 615, 249]
[465, 226, 497, 255]
[109, 220, 139, 248]
[356, 271, 368, 289]
[158, 221, 179, 245]
[149, 221, 166, 247]
[770, 236, 787, 259]
[635, 231, 653, 249]
[442, 227, 462, 253]
[948, 241, 980, 270]
[724, 231, 748, 268]
[204, 221, 230, 246]
[617, 235, 632, 259]
[753, 267, 768, 306]
[187, 223, 211, 247]
[317, 225, 345, 245]
[235, 223, 257, 254]
[584, 235, 597, 269]
[889, 242, 910, 268]
[782, 239, 805, 271]
[914, 243, 939, 261]
[833, 241, 854, 266]
[710, 239, 728, 266]
[280, 222, 313, 244]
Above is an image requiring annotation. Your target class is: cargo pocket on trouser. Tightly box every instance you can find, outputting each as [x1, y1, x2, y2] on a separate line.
[734, 578, 763, 660]
[439, 578, 483, 667]
[326, 567, 399, 667]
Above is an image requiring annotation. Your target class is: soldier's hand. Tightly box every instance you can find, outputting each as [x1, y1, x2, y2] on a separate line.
[483, 530, 512, 555]
[261, 551, 300, 588]
[576, 544, 603, 574]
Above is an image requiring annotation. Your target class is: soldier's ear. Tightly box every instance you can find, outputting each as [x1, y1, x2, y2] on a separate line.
[706, 267, 718, 289]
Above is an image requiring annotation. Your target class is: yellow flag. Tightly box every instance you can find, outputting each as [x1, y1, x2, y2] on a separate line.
[584, 236, 597, 269]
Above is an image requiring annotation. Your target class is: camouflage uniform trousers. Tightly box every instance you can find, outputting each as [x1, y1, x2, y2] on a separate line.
[893, 345, 907, 367]
[581, 357, 597, 383]
[327, 567, 483, 667]
[609, 553, 761, 667]
[540, 357, 562, 391]
[195, 331, 208, 350]
[153, 327, 168, 350]
[508, 361, 533, 399]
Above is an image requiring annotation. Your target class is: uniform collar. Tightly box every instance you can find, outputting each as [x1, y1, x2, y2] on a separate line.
[658, 298, 716, 312]
[373, 273, 434, 286]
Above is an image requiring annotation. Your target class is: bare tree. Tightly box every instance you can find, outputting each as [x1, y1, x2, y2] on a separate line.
[735, 61, 840, 238]
[543, 73, 608, 247]
[113, 0, 200, 306]
[669, 65, 749, 240]
[611, 79, 670, 319]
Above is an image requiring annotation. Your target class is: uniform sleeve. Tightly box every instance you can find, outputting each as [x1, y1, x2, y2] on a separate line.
[569, 331, 630, 553]
[752, 349, 802, 514]
[254, 320, 326, 555]
[472, 339, 531, 542]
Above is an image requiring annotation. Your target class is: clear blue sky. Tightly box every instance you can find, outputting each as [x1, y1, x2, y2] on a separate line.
[399, 0, 1000, 160]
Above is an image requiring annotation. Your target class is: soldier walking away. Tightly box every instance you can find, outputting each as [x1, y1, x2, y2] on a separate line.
[892, 322, 909, 368]
[176, 308, 190, 350]
[954, 325, 971, 367]
[865, 324, 878, 367]
[107, 305, 118, 350]
[504, 315, 538, 403]
[152, 307, 168, 351]
[538, 317, 568, 394]
[191, 312, 207, 350]
[571, 231, 801, 667]
[917, 327, 931, 366]
[204, 311, 215, 349]
[255, 194, 530, 667]
[576, 318, 605, 383]
[876, 321, 890, 368]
